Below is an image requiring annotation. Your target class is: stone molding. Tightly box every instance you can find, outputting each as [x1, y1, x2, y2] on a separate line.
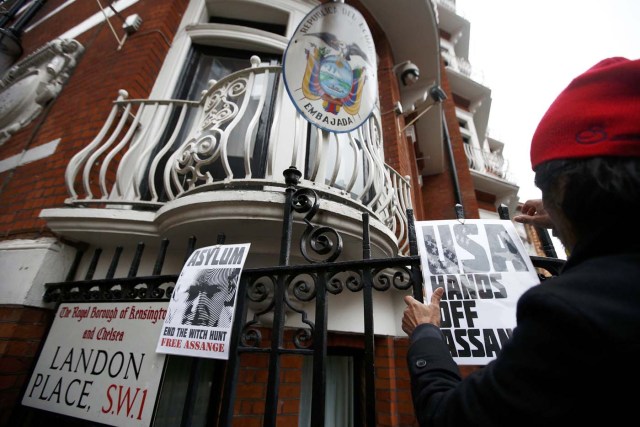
[0, 38, 84, 145]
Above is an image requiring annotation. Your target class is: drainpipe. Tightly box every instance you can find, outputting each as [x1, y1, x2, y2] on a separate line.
[429, 82, 464, 220]
[0, 0, 47, 74]
[9, 0, 46, 35]
[441, 108, 464, 219]
[0, 0, 29, 27]
[423, 0, 464, 220]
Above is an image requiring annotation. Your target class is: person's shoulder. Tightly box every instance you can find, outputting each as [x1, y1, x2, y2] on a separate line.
[517, 275, 576, 310]
[518, 252, 640, 333]
[559, 251, 640, 290]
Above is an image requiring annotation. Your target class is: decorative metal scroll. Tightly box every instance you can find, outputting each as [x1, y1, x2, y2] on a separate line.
[236, 256, 423, 352]
[43, 276, 177, 303]
[293, 187, 343, 263]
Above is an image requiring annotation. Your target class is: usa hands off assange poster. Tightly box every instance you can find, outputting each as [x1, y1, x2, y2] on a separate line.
[415, 219, 539, 365]
[156, 243, 250, 360]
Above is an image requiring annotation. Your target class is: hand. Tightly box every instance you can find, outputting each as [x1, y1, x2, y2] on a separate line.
[513, 199, 554, 229]
[402, 287, 445, 336]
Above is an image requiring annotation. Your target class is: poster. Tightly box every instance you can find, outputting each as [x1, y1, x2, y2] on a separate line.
[156, 243, 250, 359]
[415, 219, 540, 365]
[282, 2, 377, 133]
[22, 302, 167, 426]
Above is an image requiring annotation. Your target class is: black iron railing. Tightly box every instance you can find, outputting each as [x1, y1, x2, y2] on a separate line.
[39, 172, 565, 427]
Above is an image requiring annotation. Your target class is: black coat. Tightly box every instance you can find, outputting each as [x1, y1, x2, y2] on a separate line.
[407, 226, 640, 426]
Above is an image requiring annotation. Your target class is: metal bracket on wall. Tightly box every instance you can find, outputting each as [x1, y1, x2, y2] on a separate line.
[95, 0, 142, 51]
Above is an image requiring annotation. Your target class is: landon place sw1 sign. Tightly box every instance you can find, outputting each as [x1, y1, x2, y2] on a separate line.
[22, 302, 167, 426]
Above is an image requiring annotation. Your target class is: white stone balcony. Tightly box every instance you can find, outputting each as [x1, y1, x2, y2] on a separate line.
[434, 0, 456, 14]
[52, 57, 413, 259]
[463, 143, 508, 180]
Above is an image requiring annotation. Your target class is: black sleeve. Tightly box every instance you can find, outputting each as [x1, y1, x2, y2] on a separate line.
[406, 286, 597, 426]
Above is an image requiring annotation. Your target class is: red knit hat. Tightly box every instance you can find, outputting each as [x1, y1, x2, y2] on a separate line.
[530, 57, 640, 170]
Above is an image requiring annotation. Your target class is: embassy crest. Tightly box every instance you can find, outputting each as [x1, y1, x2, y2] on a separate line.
[283, 3, 378, 133]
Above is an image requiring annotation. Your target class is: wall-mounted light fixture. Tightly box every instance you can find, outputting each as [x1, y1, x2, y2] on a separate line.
[393, 60, 420, 86]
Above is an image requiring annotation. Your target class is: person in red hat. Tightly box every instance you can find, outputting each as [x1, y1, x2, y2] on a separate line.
[402, 57, 640, 426]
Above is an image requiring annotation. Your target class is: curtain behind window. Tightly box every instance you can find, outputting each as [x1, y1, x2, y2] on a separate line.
[299, 355, 354, 427]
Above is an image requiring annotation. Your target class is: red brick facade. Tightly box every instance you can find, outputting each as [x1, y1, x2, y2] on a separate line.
[0, 307, 54, 426]
[420, 58, 480, 221]
[0, 1, 190, 424]
[0, 0, 188, 239]
[230, 329, 421, 427]
[0, 1, 488, 425]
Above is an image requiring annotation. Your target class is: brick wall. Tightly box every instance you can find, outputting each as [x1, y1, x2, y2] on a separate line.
[230, 328, 425, 426]
[476, 189, 498, 214]
[376, 44, 425, 220]
[352, 0, 425, 218]
[0, 306, 54, 426]
[0, 0, 189, 240]
[0, 2, 189, 424]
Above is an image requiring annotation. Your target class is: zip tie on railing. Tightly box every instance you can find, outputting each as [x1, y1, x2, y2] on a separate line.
[455, 203, 465, 224]
[498, 204, 510, 220]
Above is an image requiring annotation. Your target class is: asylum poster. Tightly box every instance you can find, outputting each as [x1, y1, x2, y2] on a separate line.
[156, 243, 250, 360]
[415, 219, 539, 365]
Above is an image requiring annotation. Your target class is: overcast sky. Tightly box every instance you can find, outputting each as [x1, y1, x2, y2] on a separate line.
[455, 0, 640, 202]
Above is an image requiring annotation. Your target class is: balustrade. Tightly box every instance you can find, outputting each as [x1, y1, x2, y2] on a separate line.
[64, 57, 412, 252]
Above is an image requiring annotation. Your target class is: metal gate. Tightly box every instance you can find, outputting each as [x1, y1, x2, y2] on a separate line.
[29, 167, 564, 427]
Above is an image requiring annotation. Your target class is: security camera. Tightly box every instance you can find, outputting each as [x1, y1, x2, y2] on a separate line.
[394, 61, 420, 86]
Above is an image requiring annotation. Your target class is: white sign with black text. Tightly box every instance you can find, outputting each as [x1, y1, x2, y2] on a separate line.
[415, 219, 540, 365]
[22, 302, 167, 426]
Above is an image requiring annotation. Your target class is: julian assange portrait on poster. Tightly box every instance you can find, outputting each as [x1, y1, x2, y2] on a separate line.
[156, 243, 250, 360]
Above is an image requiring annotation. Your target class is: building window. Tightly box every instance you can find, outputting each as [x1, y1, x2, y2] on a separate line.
[208, 16, 287, 36]
[299, 351, 364, 426]
[133, 0, 298, 200]
[142, 45, 282, 201]
[153, 356, 224, 426]
[179, 45, 280, 179]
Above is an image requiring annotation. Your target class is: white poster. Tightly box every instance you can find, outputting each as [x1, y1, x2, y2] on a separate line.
[156, 243, 250, 360]
[283, 2, 378, 133]
[22, 302, 167, 426]
[415, 220, 540, 365]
